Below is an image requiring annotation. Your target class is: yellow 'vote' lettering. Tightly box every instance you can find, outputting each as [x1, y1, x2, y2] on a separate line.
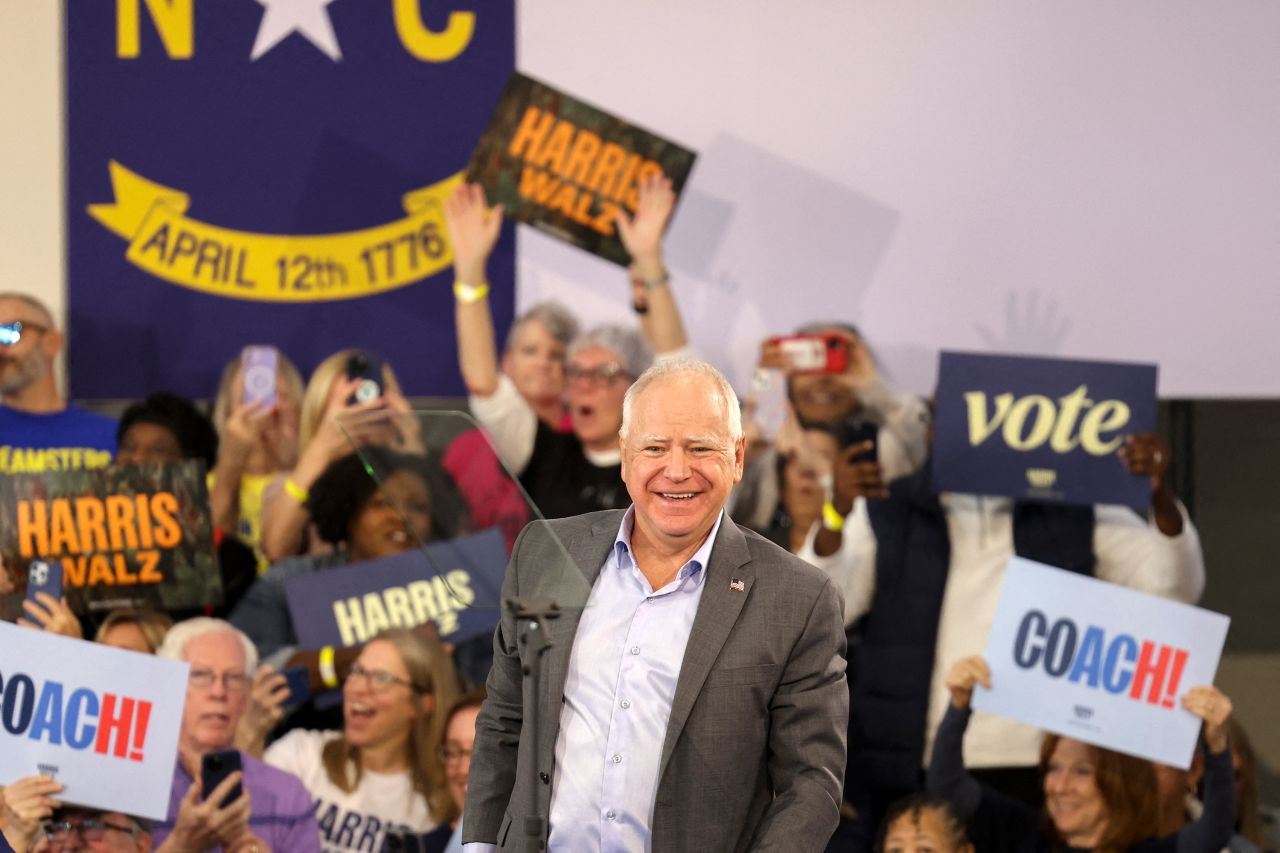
[964, 385, 1130, 456]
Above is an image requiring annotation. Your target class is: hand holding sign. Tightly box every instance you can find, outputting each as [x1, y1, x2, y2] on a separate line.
[1181, 685, 1233, 754]
[0, 775, 63, 851]
[944, 655, 992, 711]
[443, 183, 504, 288]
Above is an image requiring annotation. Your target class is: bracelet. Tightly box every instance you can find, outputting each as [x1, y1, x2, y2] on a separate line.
[453, 281, 491, 303]
[821, 502, 846, 533]
[283, 477, 309, 504]
[318, 646, 338, 689]
[640, 268, 670, 290]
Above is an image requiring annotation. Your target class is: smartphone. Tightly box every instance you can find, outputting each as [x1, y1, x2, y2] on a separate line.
[346, 350, 386, 405]
[767, 334, 848, 374]
[200, 750, 243, 808]
[241, 346, 278, 406]
[835, 419, 879, 463]
[282, 665, 312, 705]
[25, 558, 63, 603]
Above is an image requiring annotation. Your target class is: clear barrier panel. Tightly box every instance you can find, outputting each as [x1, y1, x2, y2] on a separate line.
[332, 409, 595, 637]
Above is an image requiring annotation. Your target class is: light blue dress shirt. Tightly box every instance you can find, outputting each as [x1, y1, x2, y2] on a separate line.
[464, 508, 721, 853]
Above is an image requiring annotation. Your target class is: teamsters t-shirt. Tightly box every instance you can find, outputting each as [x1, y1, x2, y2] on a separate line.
[264, 729, 439, 853]
[0, 404, 116, 474]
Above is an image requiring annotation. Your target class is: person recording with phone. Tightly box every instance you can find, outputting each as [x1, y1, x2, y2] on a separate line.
[210, 346, 306, 575]
[154, 618, 320, 852]
[260, 349, 422, 563]
[732, 323, 929, 544]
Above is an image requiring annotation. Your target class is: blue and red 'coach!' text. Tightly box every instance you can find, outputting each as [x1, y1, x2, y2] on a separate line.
[1012, 610, 1189, 708]
[0, 669, 153, 761]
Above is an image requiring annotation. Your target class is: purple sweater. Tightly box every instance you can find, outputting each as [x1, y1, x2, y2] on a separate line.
[152, 752, 321, 852]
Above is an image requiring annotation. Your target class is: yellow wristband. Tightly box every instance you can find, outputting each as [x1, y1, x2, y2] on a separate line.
[453, 282, 491, 303]
[318, 646, 338, 689]
[822, 502, 846, 532]
[283, 477, 309, 504]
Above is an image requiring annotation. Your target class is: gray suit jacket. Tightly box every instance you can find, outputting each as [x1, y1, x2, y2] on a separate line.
[463, 509, 848, 852]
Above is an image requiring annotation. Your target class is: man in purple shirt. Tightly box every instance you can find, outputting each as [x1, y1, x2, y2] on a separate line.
[465, 358, 848, 852]
[154, 618, 321, 852]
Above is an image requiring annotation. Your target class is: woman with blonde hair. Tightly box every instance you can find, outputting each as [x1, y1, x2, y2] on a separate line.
[94, 608, 174, 653]
[263, 628, 461, 852]
[260, 348, 420, 561]
[209, 345, 306, 573]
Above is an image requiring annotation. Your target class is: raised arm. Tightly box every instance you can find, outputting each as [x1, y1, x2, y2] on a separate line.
[1176, 686, 1237, 853]
[617, 173, 688, 355]
[444, 183, 505, 398]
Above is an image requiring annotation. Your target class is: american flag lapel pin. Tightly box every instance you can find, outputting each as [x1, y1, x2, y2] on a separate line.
[730, 577, 745, 592]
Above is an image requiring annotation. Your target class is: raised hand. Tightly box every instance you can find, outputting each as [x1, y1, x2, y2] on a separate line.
[830, 441, 887, 512]
[944, 656, 992, 710]
[443, 183, 504, 286]
[615, 173, 675, 277]
[18, 593, 83, 639]
[1181, 685, 1233, 754]
[235, 665, 290, 757]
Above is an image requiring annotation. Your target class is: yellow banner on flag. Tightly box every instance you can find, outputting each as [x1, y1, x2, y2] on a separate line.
[88, 161, 461, 303]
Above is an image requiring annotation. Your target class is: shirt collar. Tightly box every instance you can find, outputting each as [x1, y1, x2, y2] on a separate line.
[612, 506, 724, 582]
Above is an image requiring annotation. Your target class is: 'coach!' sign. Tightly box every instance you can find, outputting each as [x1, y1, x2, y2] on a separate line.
[0, 622, 188, 819]
[932, 351, 1158, 507]
[285, 529, 507, 649]
[974, 558, 1229, 768]
[0, 460, 220, 618]
[466, 72, 697, 266]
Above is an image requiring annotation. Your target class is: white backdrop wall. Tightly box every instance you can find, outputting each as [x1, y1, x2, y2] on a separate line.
[518, 1, 1280, 398]
[4, 3, 1278, 398]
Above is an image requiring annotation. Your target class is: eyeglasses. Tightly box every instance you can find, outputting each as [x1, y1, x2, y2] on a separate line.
[188, 669, 250, 692]
[565, 362, 631, 387]
[439, 745, 472, 763]
[0, 320, 49, 347]
[44, 818, 139, 848]
[347, 663, 418, 692]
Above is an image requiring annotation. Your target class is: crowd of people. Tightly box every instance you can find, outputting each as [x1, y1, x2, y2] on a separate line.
[0, 174, 1274, 853]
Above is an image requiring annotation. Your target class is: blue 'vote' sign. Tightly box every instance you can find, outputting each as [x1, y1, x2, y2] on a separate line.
[931, 351, 1157, 507]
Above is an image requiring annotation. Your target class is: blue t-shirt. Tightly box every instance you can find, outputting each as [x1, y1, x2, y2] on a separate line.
[0, 404, 117, 474]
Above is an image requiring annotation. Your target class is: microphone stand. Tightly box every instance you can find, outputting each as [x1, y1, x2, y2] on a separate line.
[507, 596, 560, 850]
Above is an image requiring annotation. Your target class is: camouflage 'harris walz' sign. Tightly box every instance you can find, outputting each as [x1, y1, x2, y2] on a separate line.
[0, 460, 220, 619]
[466, 72, 697, 266]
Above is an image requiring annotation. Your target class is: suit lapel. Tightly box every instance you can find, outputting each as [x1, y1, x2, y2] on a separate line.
[658, 516, 754, 778]
[539, 513, 620, 735]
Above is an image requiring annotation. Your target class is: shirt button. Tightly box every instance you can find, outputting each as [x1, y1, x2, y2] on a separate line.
[612, 754, 623, 764]
[606, 810, 617, 821]
[630, 646, 640, 655]
[621, 699, 631, 709]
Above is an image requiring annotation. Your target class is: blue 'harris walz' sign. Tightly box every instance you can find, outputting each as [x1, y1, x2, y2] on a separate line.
[931, 351, 1158, 508]
[285, 528, 508, 649]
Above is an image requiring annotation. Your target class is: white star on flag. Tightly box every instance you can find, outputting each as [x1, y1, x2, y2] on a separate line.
[251, 0, 343, 62]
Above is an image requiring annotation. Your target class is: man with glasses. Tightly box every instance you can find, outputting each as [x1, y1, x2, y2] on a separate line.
[154, 618, 321, 852]
[0, 293, 116, 475]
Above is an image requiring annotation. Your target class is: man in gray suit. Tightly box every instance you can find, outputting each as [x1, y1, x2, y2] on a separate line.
[463, 357, 848, 853]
